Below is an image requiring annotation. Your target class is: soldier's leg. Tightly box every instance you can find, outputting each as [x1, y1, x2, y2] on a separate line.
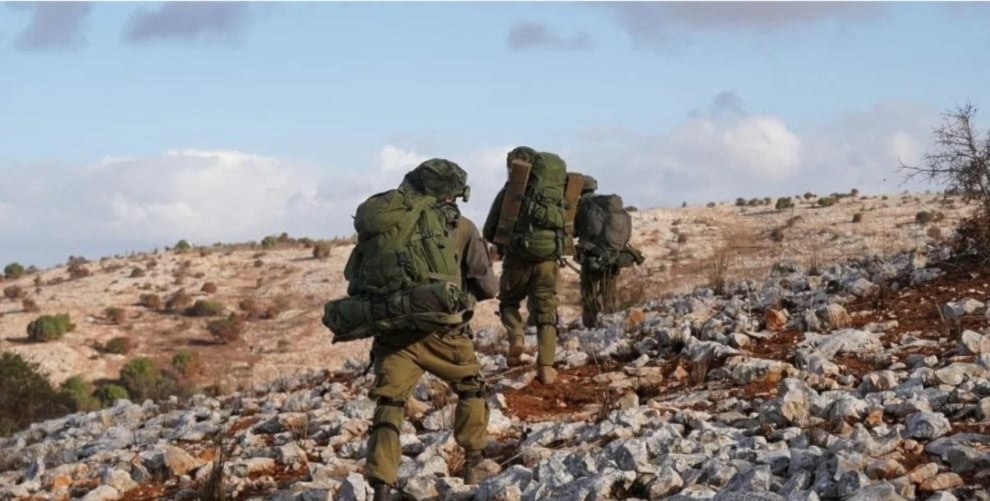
[529, 259, 560, 370]
[365, 343, 424, 488]
[499, 256, 530, 361]
[604, 265, 620, 313]
[580, 263, 597, 328]
[418, 332, 492, 483]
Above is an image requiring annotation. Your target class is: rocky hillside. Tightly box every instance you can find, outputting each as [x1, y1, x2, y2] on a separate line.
[0, 192, 969, 393]
[4, 232, 990, 499]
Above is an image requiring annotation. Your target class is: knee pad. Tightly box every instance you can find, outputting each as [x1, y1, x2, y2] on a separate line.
[534, 310, 558, 327]
[371, 397, 406, 435]
[456, 377, 487, 401]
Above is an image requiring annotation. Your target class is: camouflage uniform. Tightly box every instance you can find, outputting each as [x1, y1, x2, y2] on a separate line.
[364, 166, 499, 498]
[483, 147, 561, 384]
[574, 176, 621, 328]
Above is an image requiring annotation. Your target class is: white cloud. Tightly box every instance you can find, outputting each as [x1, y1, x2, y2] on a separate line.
[0, 97, 946, 268]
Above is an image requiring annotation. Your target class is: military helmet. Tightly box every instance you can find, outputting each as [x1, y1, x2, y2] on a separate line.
[582, 174, 598, 193]
[405, 158, 471, 202]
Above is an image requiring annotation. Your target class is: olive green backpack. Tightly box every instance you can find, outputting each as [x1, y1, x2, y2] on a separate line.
[508, 152, 569, 262]
[321, 159, 476, 344]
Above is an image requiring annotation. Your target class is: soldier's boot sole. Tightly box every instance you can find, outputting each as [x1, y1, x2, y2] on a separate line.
[537, 365, 557, 385]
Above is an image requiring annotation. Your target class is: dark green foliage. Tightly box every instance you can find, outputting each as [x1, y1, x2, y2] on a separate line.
[0, 352, 74, 436]
[94, 384, 130, 407]
[775, 197, 795, 210]
[4, 263, 24, 280]
[817, 197, 837, 207]
[174, 240, 192, 253]
[261, 236, 279, 248]
[208, 315, 244, 343]
[185, 300, 225, 317]
[60, 376, 101, 412]
[26, 313, 75, 342]
[119, 357, 161, 401]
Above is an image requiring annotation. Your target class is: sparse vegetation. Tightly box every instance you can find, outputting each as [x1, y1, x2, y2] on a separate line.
[166, 289, 194, 312]
[774, 197, 794, 210]
[3, 263, 25, 280]
[3, 285, 26, 300]
[60, 376, 101, 412]
[21, 298, 39, 313]
[94, 383, 130, 407]
[312, 242, 332, 260]
[185, 299, 225, 317]
[139, 293, 163, 310]
[0, 352, 75, 436]
[208, 315, 245, 344]
[915, 210, 945, 224]
[852, 212, 864, 223]
[105, 306, 127, 325]
[100, 336, 134, 355]
[172, 350, 203, 379]
[130, 267, 146, 278]
[817, 197, 837, 208]
[261, 235, 279, 248]
[201, 282, 218, 293]
[174, 239, 192, 253]
[26, 313, 75, 342]
[769, 228, 785, 242]
[119, 357, 161, 402]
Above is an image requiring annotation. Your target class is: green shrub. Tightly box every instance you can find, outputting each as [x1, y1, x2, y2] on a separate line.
[817, 197, 837, 207]
[185, 299, 225, 317]
[130, 267, 146, 278]
[0, 352, 74, 436]
[60, 376, 101, 412]
[102, 336, 134, 355]
[105, 306, 127, 325]
[261, 235, 279, 248]
[119, 357, 161, 401]
[172, 350, 202, 379]
[26, 313, 75, 342]
[94, 383, 130, 407]
[208, 315, 244, 344]
[4, 263, 25, 280]
[174, 240, 192, 253]
[915, 210, 945, 224]
[735, 198, 746, 207]
[852, 212, 864, 223]
[775, 197, 795, 210]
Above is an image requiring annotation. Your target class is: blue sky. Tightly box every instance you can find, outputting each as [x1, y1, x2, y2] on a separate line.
[1, 1, 989, 268]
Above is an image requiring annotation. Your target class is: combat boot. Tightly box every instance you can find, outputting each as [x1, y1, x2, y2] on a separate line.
[537, 365, 557, 385]
[463, 450, 497, 485]
[371, 481, 391, 501]
[507, 336, 525, 366]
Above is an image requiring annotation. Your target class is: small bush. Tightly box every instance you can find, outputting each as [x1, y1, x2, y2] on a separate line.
[185, 299, 225, 317]
[677, 233, 689, 244]
[60, 376, 101, 412]
[253, 259, 264, 268]
[67, 262, 92, 280]
[208, 315, 244, 344]
[850, 188, 860, 197]
[817, 197, 837, 207]
[915, 210, 945, 224]
[26, 313, 75, 342]
[174, 240, 192, 253]
[803, 192, 816, 200]
[852, 213, 864, 223]
[172, 350, 203, 379]
[769, 228, 785, 242]
[312, 243, 332, 260]
[94, 383, 130, 407]
[775, 197, 795, 210]
[105, 306, 127, 325]
[119, 357, 161, 401]
[165, 289, 193, 312]
[681, 202, 688, 208]
[139, 293, 163, 310]
[735, 198, 747, 207]
[706, 202, 716, 208]
[261, 236, 279, 249]
[3, 263, 25, 280]
[4, 285, 25, 300]
[102, 336, 134, 355]
[201, 282, 218, 294]
[130, 267, 146, 278]
[21, 298, 39, 313]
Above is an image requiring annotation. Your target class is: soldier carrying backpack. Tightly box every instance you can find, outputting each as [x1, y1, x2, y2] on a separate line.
[321, 159, 499, 499]
[574, 175, 646, 328]
[483, 146, 584, 385]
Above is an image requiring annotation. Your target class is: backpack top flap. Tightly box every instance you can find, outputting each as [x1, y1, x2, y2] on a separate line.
[354, 188, 435, 238]
[527, 153, 567, 205]
[597, 194, 632, 250]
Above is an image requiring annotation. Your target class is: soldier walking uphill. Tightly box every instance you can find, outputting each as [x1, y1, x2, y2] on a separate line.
[483, 147, 584, 385]
[320, 159, 499, 500]
[573, 175, 645, 328]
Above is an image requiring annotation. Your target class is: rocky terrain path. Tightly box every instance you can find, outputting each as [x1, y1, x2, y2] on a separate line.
[4, 242, 990, 500]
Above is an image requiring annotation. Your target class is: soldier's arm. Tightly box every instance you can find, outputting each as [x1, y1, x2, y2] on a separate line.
[482, 187, 506, 244]
[461, 219, 498, 301]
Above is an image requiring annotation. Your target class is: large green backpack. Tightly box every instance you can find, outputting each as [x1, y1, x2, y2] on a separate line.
[322, 161, 476, 344]
[508, 152, 569, 262]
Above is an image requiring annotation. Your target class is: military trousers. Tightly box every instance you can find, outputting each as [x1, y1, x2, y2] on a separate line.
[364, 331, 489, 487]
[580, 262, 620, 328]
[498, 255, 560, 367]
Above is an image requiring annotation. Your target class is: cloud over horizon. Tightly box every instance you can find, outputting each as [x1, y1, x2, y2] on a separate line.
[8, 2, 92, 52]
[506, 21, 592, 51]
[122, 2, 251, 44]
[0, 96, 945, 269]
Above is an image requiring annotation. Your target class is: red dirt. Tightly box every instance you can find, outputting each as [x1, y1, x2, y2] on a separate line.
[502, 365, 612, 422]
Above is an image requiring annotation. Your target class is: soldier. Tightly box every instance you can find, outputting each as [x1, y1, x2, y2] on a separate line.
[483, 146, 568, 385]
[574, 175, 644, 328]
[356, 160, 500, 500]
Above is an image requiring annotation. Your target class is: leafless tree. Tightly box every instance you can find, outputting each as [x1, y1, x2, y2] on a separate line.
[900, 102, 990, 255]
